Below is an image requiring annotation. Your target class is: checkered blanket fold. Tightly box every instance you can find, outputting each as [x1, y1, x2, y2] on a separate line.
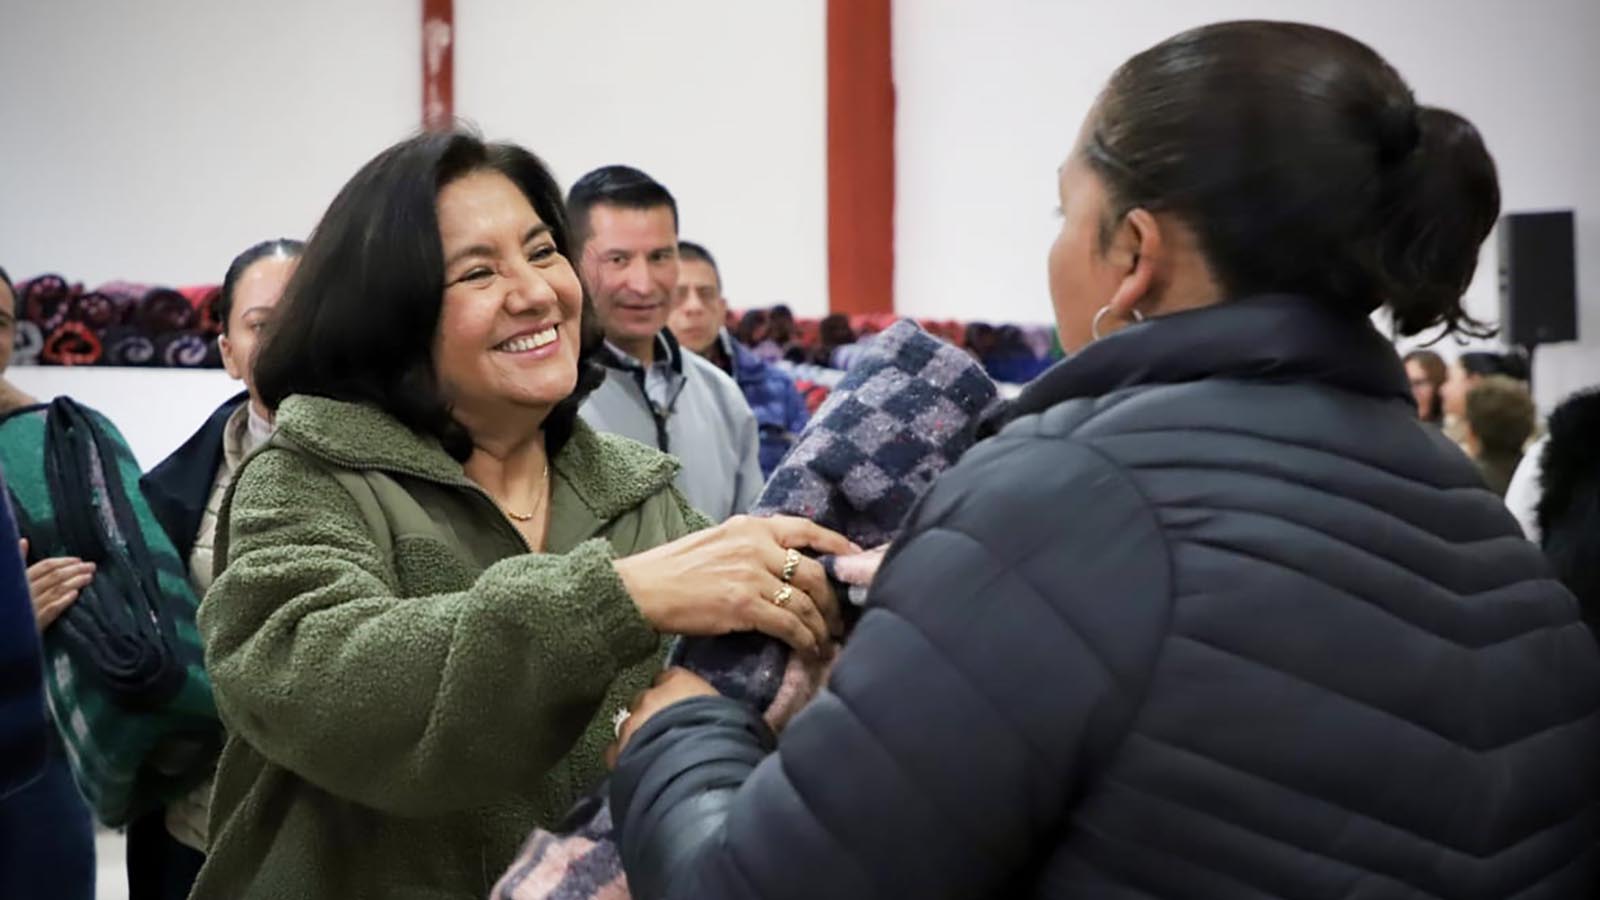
[493, 320, 1005, 899]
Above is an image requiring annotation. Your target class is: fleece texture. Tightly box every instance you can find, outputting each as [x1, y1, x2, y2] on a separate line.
[190, 395, 708, 900]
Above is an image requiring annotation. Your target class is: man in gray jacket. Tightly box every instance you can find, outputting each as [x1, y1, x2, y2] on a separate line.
[567, 165, 762, 520]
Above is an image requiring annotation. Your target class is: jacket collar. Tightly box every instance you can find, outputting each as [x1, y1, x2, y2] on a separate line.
[1009, 295, 1414, 420]
[599, 329, 684, 376]
[272, 395, 680, 524]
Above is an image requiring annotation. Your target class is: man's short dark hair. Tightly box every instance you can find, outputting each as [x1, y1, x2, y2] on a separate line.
[566, 165, 678, 252]
[676, 240, 720, 290]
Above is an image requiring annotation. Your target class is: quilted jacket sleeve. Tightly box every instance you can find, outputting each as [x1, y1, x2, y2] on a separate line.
[612, 424, 1175, 899]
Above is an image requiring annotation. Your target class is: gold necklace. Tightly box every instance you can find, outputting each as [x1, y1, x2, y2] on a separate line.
[500, 463, 550, 523]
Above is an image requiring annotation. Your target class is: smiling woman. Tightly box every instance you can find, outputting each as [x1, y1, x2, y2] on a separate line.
[187, 130, 849, 900]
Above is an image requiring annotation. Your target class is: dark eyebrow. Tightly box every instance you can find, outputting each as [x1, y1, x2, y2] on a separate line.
[444, 224, 552, 270]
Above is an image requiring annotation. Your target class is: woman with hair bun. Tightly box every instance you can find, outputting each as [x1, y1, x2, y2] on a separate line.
[607, 20, 1600, 899]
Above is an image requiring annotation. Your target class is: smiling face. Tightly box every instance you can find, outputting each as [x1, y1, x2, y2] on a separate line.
[432, 169, 584, 435]
[578, 203, 679, 359]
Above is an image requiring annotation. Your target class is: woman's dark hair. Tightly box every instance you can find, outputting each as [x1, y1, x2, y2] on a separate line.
[219, 239, 304, 333]
[253, 130, 605, 461]
[1087, 21, 1500, 337]
[1460, 350, 1529, 381]
[0, 266, 12, 296]
[1537, 388, 1600, 637]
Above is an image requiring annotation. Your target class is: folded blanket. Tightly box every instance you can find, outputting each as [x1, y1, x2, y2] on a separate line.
[494, 320, 1006, 899]
[92, 281, 150, 326]
[135, 288, 196, 335]
[103, 326, 158, 367]
[21, 274, 76, 333]
[41, 321, 103, 366]
[157, 331, 209, 368]
[68, 291, 119, 332]
[12, 322, 43, 366]
[0, 399, 221, 825]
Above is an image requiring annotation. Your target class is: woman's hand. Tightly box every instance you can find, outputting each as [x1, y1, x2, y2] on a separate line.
[614, 515, 856, 656]
[606, 667, 719, 767]
[20, 539, 93, 631]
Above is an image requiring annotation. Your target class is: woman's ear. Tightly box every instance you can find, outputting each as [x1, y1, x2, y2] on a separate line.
[219, 333, 242, 381]
[1104, 207, 1162, 319]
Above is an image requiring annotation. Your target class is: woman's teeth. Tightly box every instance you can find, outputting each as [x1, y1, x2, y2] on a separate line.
[496, 327, 558, 352]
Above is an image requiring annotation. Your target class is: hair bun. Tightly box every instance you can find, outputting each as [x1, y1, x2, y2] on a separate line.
[1377, 101, 1422, 165]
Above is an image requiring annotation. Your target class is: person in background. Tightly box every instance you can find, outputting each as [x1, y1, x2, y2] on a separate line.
[0, 265, 96, 899]
[132, 238, 302, 899]
[667, 241, 808, 476]
[190, 132, 846, 899]
[1403, 348, 1447, 425]
[1536, 387, 1600, 638]
[606, 21, 1600, 898]
[568, 167, 762, 520]
[0, 465, 56, 887]
[1461, 374, 1537, 497]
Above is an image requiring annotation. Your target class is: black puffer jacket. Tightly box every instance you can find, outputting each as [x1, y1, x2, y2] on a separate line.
[613, 296, 1600, 899]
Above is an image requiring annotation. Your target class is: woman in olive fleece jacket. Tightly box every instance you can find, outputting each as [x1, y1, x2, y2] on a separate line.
[190, 132, 847, 899]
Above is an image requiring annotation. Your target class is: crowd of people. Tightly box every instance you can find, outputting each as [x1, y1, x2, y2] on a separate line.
[1, 19, 1598, 900]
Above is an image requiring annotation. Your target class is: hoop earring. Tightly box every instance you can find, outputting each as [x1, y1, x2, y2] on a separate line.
[1091, 305, 1146, 341]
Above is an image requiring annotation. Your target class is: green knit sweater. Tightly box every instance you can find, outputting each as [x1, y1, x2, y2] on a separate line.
[190, 396, 709, 899]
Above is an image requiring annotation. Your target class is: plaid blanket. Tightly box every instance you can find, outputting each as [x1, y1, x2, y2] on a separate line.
[0, 398, 221, 826]
[493, 320, 1006, 899]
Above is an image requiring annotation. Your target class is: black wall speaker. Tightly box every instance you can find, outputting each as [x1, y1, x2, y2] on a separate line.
[1498, 210, 1578, 347]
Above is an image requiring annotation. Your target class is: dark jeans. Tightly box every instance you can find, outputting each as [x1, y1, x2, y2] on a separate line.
[127, 809, 205, 900]
[0, 748, 95, 900]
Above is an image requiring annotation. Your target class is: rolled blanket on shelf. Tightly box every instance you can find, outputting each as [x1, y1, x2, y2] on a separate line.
[102, 326, 158, 367]
[12, 321, 44, 366]
[156, 330, 211, 368]
[493, 320, 1007, 900]
[135, 287, 196, 335]
[93, 281, 150, 326]
[0, 398, 221, 826]
[21, 273, 76, 332]
[68, 291, 119, 332]
[41, 321, 103, 366]
[186, 285, 224, 336]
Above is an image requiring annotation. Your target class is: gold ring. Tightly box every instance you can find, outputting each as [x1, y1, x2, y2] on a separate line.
[772, 584, 795, 608]
[781, 548, 801, 583]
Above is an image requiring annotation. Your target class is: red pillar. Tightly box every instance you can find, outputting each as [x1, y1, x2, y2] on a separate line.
[827, 0, 895, 315]
[422, 0, 454, 131]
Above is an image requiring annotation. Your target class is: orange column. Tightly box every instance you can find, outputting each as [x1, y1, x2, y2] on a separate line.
[422, 0, 455, 131]
[827, 0, 895, 315]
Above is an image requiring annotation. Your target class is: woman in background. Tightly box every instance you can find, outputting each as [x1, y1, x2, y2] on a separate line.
[0, 264, 97, 900]
[607, 21, 1600, 899]
[1403, 347, 1447, 425]
[132, 238, 302, 899]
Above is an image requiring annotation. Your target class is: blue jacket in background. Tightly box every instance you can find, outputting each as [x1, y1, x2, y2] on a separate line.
[0, 469, 47, 798]
[713, 330, 809, 477]
[141, 392, 247, 563]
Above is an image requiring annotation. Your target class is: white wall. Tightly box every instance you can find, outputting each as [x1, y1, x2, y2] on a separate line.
[0, 0, 828, 468]
[893, 0, 1600, 409]
[0, 0, 418, 287]
[5, 366, 242, 470]
[0, 0, 828, 313]
[452, 0, 827, 315]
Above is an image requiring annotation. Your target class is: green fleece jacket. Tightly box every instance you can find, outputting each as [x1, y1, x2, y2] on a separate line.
[190, 396, 709, 899]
